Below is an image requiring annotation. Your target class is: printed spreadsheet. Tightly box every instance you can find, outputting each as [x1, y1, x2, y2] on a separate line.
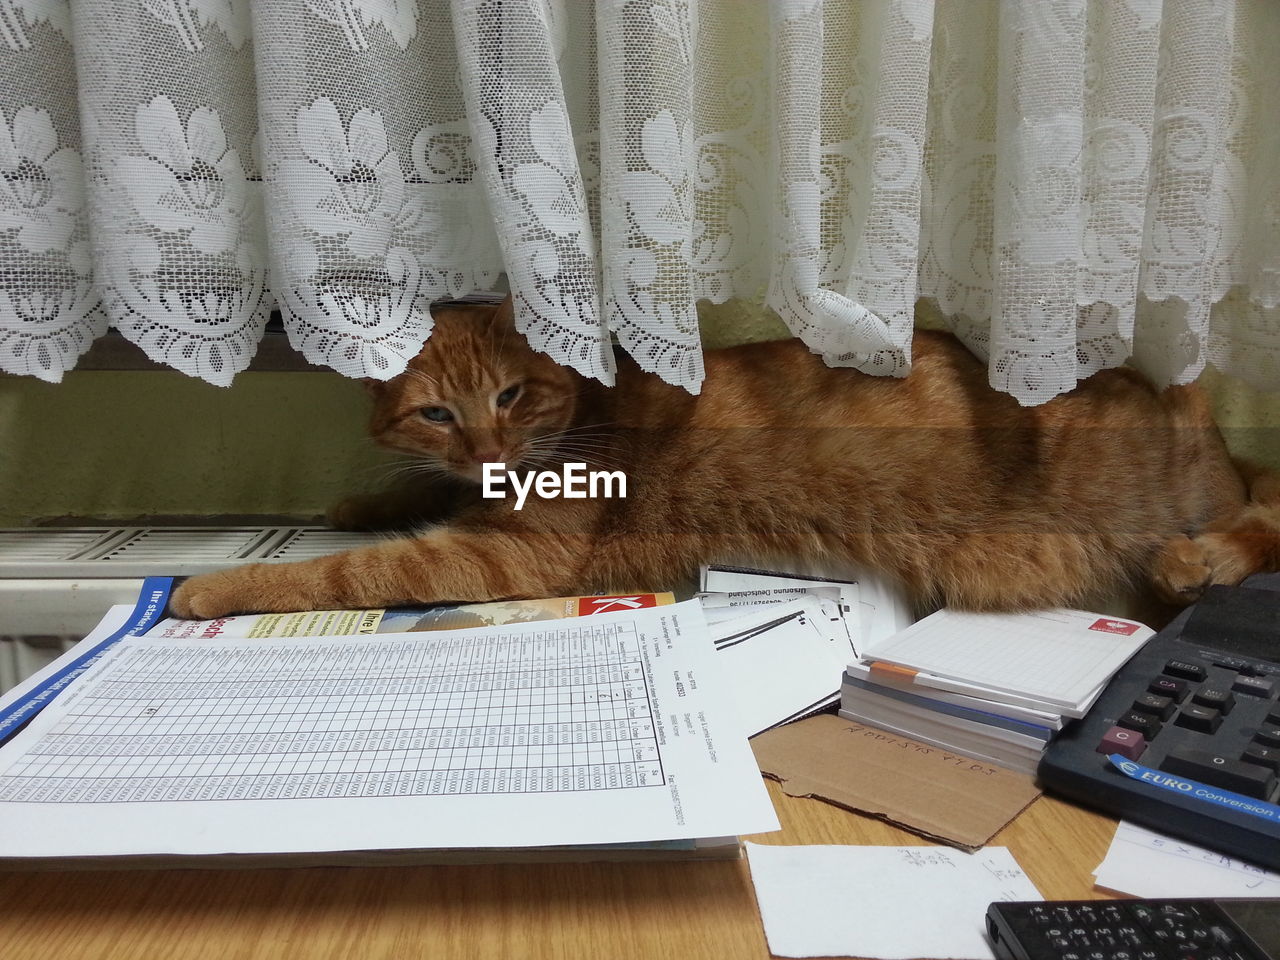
[0, 601, 780, 858]
[0, 620, 664, 804]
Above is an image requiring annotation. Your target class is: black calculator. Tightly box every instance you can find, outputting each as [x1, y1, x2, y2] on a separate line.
[986, 899, 1280, 960]
[1038, 579, 1280, 870]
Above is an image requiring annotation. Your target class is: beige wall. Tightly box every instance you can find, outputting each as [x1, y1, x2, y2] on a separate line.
[0, 299, 1276, 527]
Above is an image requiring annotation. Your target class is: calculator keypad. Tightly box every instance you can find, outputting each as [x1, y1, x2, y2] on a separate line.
[1092, 656, 1280, 805]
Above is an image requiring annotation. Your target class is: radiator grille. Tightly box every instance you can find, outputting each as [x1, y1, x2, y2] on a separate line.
[0, 526, 385, 578]
[0, 526, 388, 693]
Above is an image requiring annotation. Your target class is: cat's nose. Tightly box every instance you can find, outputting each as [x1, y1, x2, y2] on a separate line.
[472, 448, 505, 464]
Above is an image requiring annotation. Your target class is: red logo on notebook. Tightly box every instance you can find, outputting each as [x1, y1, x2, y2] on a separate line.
[578, 595, 658, 615]
[1089, 618, 1140, 636]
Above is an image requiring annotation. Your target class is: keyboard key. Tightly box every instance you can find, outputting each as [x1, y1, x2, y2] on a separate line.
[1254, 726, 1280, 747]
[1242, 745, 1280, 772]
[1267, 707, 1280, 725]
[1232, 675, 1276, 697]
[1191, 688, 1234, 715]
[1149, 677, 1189, 702]
[1165, 659, 1207, 681]
[1174, 705, 1223, 734]
[1118, 711, 1163, 739]
[1130, 905, 1157, 927]
[1160, 749, 1277, 799]
[1099, 725, 1146, 760]
[1133, 693, 1175, 720]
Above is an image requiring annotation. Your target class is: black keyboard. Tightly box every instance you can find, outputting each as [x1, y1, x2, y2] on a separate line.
[1038, 581, 1280, 870]
[987, 899, 1278, 960]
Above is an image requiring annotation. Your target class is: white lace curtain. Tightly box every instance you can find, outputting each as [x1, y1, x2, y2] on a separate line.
[2, 0, 1278, 404]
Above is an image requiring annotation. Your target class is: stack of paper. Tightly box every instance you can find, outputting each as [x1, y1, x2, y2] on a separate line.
[698, 565, 912, 737]
[0, 585, 779, 866]
[840, 608, 1153, 775]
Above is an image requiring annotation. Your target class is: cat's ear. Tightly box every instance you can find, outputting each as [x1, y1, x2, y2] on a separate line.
[487, 295, 516, 331]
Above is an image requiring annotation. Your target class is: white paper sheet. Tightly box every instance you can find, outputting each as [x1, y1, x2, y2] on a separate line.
[701, 564, 911, 658]
[1093, 821, 1280, 898]
[0, 600, 779, 858]
[709, 598, 854, 736]
[745, 842, 1042, 959]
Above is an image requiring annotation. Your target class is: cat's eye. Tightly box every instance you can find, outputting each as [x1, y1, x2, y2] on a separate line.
[496, 384, 521, 407]
[421, 406, 454, 423]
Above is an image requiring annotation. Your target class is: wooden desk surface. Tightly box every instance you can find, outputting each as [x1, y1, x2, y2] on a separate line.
[2, 781, 1119, 960]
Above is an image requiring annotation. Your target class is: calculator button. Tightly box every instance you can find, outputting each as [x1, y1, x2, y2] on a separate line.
[1133, 693, 1176, 720]
[1118, 711, 1163, 739]
[1165, 660, 1208, 681]
[1241, 745, 1280, 772]
[1267, 707, 1280, 725]
[1191, 688, 1234, 715]
[1255, 726, 1280, 748]
[1149, 677, 1189, 702]
[1231, 675, 1275, 697]
[1160, 749, 1277, 799]
[1174, 705, 1223, 733]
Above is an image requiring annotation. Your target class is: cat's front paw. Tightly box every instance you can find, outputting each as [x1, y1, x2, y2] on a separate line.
[327, 494, 382, 531]
[170, 565, 287, 620]
[1151, 534, 1212, 605]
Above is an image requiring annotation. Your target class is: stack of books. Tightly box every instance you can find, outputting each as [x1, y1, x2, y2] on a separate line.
[839, 608, 1154, 775]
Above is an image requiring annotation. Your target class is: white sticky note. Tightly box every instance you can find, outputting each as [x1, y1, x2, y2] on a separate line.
[1094, 821, 1280, 899]
[745, 842, 1042, 959]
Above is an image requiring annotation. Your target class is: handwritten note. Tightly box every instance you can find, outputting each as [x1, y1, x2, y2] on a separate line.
[745, 842, 1042, 959]
[1093, 821, 1280, 898]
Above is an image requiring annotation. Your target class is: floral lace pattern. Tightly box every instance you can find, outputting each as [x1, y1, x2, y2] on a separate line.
[1, 0, 1277, 401]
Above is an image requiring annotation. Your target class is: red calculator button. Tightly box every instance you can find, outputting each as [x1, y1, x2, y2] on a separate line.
[1098, 725, 1146, 760]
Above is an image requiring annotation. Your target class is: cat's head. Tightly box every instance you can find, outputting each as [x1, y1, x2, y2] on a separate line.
[366, 298, 582, 483]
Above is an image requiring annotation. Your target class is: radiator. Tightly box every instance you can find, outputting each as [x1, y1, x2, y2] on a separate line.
[0, 526, 383, 692]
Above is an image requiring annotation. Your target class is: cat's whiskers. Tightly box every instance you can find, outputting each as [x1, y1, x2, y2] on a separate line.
[375, 456, 453, 484]
[402, 368, 441, 392]
[528, 422, 616, 442]
[521, 437, 618, 472]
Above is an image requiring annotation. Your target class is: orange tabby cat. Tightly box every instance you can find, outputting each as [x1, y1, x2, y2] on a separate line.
[170, 298, 1280, 620]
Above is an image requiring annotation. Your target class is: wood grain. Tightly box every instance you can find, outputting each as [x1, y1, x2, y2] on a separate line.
[0, 783, 1119, 960]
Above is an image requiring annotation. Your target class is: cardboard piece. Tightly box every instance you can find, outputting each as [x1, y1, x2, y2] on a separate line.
[750, 714, 1042, 850]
